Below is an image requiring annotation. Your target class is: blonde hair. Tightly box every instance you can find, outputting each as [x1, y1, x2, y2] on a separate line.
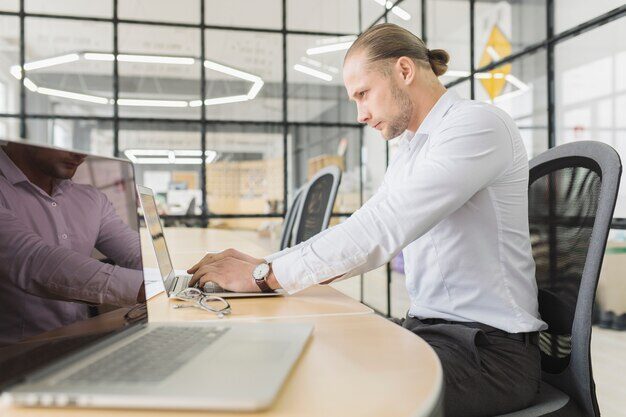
[346, 23, 449, 77]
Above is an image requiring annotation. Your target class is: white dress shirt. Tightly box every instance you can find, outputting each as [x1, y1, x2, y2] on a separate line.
[267, 90, 547, 333]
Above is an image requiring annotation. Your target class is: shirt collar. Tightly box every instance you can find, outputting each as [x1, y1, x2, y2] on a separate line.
[399, 89, 461, 152]
[0, 146, 30, 185]
[415, 89, 461, 136]
[0, 145, 72, 196]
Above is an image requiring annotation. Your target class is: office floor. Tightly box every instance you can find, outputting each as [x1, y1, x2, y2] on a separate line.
[590, 327, 626, 417]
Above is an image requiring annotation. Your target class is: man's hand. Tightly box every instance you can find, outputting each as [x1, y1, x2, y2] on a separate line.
[187, 248, 266, 293]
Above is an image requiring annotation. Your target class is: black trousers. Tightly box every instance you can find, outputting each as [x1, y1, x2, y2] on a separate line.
[395, 316, 541, 417]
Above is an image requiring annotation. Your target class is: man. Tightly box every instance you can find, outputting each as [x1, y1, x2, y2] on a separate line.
[187, 23, 547, 416]
[0, 141, 144, 345]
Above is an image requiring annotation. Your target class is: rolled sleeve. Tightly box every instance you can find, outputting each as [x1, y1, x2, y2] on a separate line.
[270, 223, 368, 294]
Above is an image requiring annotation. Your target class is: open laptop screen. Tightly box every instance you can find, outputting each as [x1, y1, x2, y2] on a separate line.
[137, 186, 176, 290]
[0, 139, 147, 390]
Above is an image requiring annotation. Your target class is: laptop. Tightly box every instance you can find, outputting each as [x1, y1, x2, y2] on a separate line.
[137, 185, 285, 298]
[0, 139, 312, 411]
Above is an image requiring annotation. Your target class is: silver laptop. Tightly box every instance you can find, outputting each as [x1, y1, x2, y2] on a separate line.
[137, 185, 285, 298]
[0, 139, 312, 411]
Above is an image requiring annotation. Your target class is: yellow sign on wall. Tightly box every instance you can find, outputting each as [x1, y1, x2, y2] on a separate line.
[478, 25, 512, 100]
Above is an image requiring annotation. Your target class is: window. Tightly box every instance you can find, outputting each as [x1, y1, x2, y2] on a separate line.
[555, 18, 626, 215]
[474, 51, 549, 158]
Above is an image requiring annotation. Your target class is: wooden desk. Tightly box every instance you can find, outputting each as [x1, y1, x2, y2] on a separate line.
[149, 285, 374, 322]
[1, 228, 443, 417]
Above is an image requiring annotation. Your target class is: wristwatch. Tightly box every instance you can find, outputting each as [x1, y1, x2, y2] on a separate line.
[252, 262, 274, 293]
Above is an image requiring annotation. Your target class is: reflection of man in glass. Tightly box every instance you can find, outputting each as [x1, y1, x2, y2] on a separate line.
[0, 142, 144, 345]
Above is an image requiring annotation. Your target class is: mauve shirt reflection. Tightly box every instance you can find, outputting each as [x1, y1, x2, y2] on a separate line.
[0, 144, 143, 345]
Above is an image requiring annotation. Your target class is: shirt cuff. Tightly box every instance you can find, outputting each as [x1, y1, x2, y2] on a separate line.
[270, 248, 318, 294]
[104, 266, 144, 306]
[264, 245, 299, 263]
[269, 242, 367, 295]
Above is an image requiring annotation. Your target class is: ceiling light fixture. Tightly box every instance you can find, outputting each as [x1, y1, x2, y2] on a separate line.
[300, 56, 339, 74]
[37, 87, 110, 104]
[293, 64, 333, 81]
[372, 0, 411, 20]
[116, 98, 189, 107]
[441, 70, 471, 78]
[118, 54, 195, 65]
[306, 42, 354, 55]
[10, 65, 22, 79]
[83, 53, 196, 65]
[9, 52, 265, 108]
[391, 6, 411, 20]
[203, 95, 250, 106]
[23, 53, 80, 71]
[203, 59, 264, 99]
[82, 53, 115, 61]
[124, 149, 217, 165]
[23, 78, 38, 92]
[486, 46, 501, 61]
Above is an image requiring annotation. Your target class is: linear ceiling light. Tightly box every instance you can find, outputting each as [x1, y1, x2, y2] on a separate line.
[390, 6, 411, 20]
[372, 0, 411, 21]
[118, 54, 195, 65]
[23, 53, 80, 71]
[440, 70, 471, 78]
[10, 65, 22, 79]
[203, 59, 264, 99]
[116, 98, 189, 107]
[82, 53, 115, 61]
[293, 64, 333, 81]
[36, 87, 109, 104]
[23, 78, 38, 92]
[124, 149, 217, 165]
[300, 56, 339, 74]
[504, 74, 528, 91]
[306, 42, 354, 55]
[189, 94, 250, 107]
[83, 53, 195, 65]
[204, 60, 258, 82]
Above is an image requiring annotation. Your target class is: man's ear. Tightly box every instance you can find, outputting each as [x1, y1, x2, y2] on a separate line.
[396, 56, 415, 85]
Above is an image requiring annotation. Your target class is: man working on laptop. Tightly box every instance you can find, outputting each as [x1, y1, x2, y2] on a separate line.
[187, 23, 547, 416]
[0, 142, 144, 345]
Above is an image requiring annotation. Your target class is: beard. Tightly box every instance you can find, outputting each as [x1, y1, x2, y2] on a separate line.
[382, 82, 414, 140]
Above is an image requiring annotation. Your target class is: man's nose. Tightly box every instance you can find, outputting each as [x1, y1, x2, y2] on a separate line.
[357, 107, 370, 124]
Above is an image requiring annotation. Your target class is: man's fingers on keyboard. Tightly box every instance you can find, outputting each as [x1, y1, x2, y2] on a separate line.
[188, 250, 230, 274]
[190, 265, 219, 288]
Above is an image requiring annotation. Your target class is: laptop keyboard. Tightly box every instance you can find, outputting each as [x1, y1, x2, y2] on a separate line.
[60, 326, 229, 384]
[173, 274, 230, 294]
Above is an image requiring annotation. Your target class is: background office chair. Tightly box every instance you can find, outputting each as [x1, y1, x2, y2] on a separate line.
[290, 165, 342, 247]
[279, 187, 304, 250]
[500, 141, 621, 417]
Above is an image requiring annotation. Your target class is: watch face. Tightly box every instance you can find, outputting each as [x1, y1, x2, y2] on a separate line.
[253, 263, 270, 280]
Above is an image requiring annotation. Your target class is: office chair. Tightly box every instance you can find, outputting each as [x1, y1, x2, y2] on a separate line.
[291, 165, 342, 246]
[182, 197, 203, 228]
[279, 187, 304, 250]
[499, 141, 621, 417]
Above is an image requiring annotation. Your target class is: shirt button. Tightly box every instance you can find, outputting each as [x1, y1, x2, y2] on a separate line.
[51, 202, 57, 207]
[61, 234, 68, 239]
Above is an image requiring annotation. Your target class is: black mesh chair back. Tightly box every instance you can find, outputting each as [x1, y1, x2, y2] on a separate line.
[292, 165, 341, 246]
[279, 187, 304, 250]
[528, 141, 621, 417]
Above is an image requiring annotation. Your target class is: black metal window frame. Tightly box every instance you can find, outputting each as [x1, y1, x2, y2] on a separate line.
[0, 0, 366, 227]
[1, 1, 624, 316]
